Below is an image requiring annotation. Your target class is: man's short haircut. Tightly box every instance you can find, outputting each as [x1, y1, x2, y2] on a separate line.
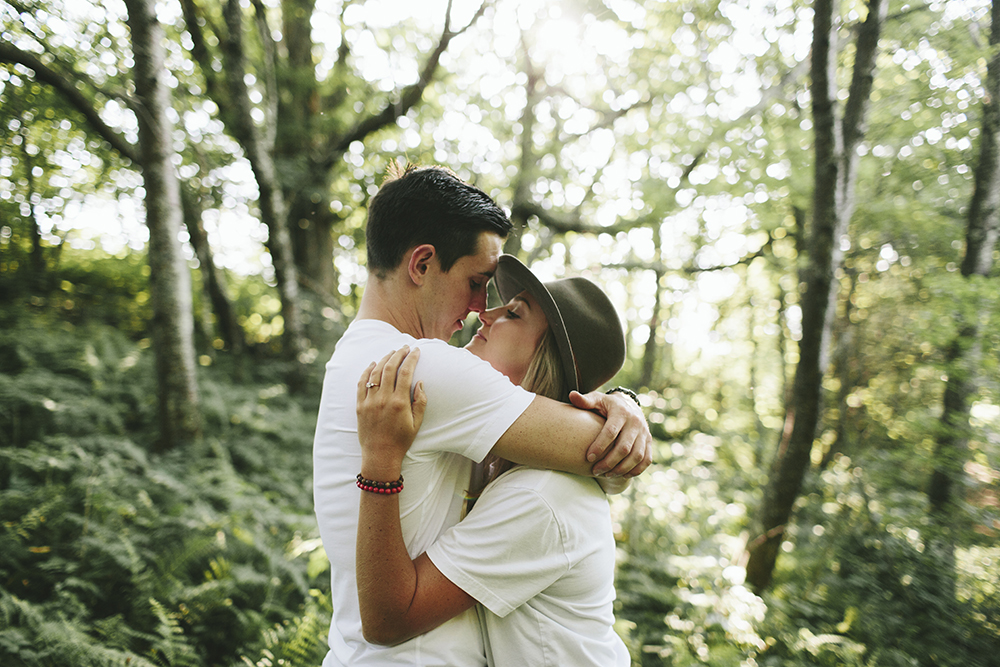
[366, 162, 512, 278]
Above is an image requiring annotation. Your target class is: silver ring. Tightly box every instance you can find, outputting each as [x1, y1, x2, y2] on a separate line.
[366, 382, 379, 389]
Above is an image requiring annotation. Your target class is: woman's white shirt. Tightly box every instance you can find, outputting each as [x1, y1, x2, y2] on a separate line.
[426, 467, 630, 667]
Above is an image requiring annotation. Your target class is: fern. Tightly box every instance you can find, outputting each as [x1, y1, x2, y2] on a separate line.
[1, 315, 330, 666]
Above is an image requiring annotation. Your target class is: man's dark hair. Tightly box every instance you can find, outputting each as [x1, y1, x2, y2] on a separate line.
[366, 163, 512, 277]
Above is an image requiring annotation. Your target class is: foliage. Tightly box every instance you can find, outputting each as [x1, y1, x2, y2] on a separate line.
[3, 0, 1000, 665]
[0, 308, 331, 666]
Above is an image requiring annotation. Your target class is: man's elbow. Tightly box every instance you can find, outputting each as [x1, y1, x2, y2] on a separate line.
[361, 619, 412, 647]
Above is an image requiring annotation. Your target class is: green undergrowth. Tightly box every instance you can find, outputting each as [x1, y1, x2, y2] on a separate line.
[0, 313, 331, 666]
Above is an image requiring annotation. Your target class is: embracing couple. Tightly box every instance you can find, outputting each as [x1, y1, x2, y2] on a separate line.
[313, 162, 653, 666]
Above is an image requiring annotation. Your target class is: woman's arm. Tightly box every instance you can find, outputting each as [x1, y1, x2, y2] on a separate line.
[355, 347, 476, 646]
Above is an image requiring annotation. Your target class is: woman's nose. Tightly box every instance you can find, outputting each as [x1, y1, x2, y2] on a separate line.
[479, 306, 502, 325]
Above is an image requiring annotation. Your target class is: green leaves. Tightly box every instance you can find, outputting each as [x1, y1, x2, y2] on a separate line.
[0, 314, 329, 666]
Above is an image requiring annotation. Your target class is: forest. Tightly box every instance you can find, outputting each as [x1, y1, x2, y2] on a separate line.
[1, 0, 998, 665]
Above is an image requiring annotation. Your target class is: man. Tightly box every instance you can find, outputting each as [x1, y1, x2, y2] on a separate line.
[313, 163, 652, 666]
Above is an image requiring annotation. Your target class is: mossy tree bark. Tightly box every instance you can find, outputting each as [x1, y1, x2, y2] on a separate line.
[928, 0, 1000, 521]
[745, 0, 886, 593]
[124, 0, 202, 450]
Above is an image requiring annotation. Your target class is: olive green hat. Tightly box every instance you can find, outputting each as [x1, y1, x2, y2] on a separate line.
[494, 255, 626, 399]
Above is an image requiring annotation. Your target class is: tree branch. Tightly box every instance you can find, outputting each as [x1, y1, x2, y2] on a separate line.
[180, 0, 235, 127]
[318, 0, 490, 169]
[0, 42, 138, 162]
[251, 0, 279, 147]
[604, 232, 774, 276]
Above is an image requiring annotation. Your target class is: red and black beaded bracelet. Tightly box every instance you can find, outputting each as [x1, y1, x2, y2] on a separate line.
[356, 473, 404, 495]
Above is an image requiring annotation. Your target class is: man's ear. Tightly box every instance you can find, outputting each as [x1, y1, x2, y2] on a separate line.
[407, 244, 436, 285]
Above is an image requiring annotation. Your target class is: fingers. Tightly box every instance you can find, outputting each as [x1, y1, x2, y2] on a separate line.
[585, 390, 653, 478]
[588, 409, 627, 473]
[411, 381, 427, 430]
[359, 346, 422, 408]
[601, 426, 652, 478]
[568, 390, 597, 411]
[374, 346, 411, 392]
[357, 361, 377, 404]
[394, 346, 420, 396]
[583, 391, 624, 464]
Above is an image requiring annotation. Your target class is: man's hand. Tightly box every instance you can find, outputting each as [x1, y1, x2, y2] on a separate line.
[570, 389, 652, 478]
[356, 346, 427, 480]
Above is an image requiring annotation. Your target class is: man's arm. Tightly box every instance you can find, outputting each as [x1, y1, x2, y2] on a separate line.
[491, 390, 652, 478]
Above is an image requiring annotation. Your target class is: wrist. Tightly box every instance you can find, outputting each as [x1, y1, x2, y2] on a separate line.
[606, 386, 640, 406]
[360, 456, 403, 483]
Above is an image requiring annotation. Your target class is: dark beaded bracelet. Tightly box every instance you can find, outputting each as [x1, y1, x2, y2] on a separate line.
[606, 386, 640, 406]
[356, 473, 404, 495]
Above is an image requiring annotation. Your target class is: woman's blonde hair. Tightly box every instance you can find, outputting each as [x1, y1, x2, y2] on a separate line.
[472, 328, 567, 494]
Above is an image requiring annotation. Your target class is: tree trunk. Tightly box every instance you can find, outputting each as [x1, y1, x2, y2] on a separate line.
[222, 0, 307, 391]
[180, 187, 246, 358]
[124, 0, 202, 450]
[821, 281, 856, 470]
[640, 220, 666, 390]
[506, 41, 542, 257]
[276, 0, 337, 293]
[19, 124, 45, 286]
[928, 0, 1000, 517]
[639, 270, 664, 390]
[745, 0, 886, 593]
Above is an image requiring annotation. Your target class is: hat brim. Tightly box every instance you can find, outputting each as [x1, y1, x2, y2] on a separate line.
[494, 255, 579, 396]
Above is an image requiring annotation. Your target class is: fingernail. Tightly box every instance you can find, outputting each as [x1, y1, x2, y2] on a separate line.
[587, 453, 596, 462]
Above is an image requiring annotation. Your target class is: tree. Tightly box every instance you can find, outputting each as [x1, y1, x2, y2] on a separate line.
[745, 0, 887, 593]
[179, 0, 487, 292]
[124, 0, 202, 449]
[928, 0, 1000, 521]
[218, 0, 307, 388]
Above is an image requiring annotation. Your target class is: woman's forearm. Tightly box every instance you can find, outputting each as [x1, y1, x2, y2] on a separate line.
[356, 480, 419, 646]
[354, 347, 475, 644]
[356, 460, 476, 646]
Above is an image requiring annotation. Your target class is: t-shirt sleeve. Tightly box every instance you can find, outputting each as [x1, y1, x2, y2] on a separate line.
[425, 478, 569, 617]
[409, 341, 534, 464]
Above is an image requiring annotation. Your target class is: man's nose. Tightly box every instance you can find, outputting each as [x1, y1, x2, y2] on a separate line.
[470, 285, 489, 313]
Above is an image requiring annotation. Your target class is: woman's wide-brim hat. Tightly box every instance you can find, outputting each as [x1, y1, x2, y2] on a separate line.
[494, 255, 626, 399]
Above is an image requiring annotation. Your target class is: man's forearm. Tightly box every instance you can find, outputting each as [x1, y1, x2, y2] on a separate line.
[490, 397, 607, 476]
[491, 391, 652, 478]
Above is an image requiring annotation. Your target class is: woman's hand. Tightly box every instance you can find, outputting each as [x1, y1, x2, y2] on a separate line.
[356, 346, 427, 480]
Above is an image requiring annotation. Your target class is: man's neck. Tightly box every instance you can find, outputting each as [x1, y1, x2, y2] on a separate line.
[355, 275, 424, 339]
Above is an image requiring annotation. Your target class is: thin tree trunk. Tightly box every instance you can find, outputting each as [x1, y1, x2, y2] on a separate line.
[277, 0, 335, 292]
[640, 222, 665, 390]
[506, 38, 542, 257]
[745, 0, 886, 593]
[928, 0, 1000, 517]
[180, 187, 246, 358]
[124, 0, 202, 450]
[222, 0, 307, 391]
[19, 124, 45, 286]
[639, 269, 664, 390]
[821, 278, 856, 469]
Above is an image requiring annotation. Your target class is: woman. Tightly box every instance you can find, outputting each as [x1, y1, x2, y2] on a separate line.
[355, 255, 634, 666]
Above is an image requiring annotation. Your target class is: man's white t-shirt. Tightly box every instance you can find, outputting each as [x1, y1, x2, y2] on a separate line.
[313, 319, 534, 667]
[426, 468, 631, 667]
